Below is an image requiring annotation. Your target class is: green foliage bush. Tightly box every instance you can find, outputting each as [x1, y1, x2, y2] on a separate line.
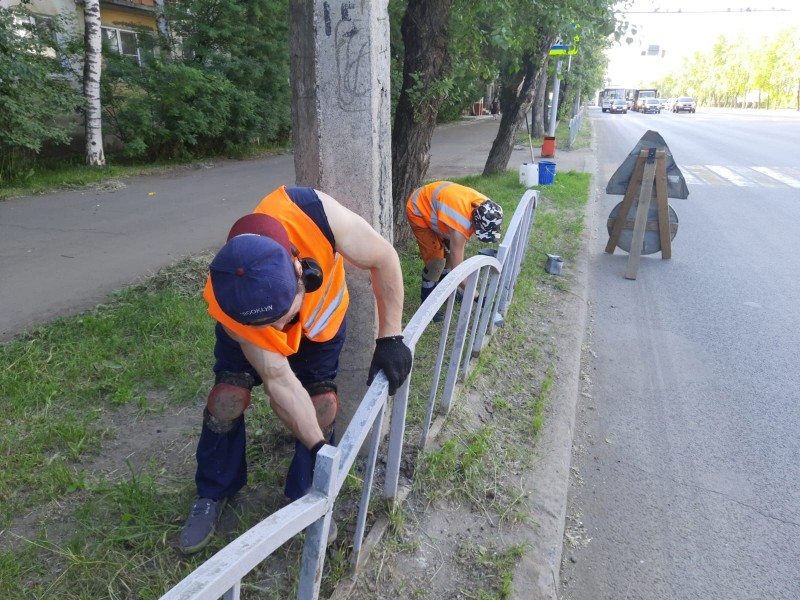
[166, 0, 292, 148]
[102, 58, 247, 160]
[437, 69, 484, 123]
[99, 0, 292, 161]
[0, 6, 82, 181]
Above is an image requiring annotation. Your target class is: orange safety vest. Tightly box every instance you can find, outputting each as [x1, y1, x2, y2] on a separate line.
[406, 181, 488, 240]
[204, 186, 349, 356]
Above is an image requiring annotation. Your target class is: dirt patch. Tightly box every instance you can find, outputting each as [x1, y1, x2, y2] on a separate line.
[3, 394, 202, 554]
[88, 393, 200, 481]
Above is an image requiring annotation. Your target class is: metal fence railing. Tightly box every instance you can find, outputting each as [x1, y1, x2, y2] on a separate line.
[568, 107, 584, 148]
[160, 189, 539, 600]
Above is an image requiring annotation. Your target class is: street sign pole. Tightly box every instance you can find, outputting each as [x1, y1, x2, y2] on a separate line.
[547, 60, 562, 138]
[545, 25, 579, 150]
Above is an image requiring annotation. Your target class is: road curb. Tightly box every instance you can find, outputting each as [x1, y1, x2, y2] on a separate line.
[512, 130, 597, 599]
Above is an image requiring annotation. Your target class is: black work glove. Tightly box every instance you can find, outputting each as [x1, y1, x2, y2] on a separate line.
[366, 335, 413, 395]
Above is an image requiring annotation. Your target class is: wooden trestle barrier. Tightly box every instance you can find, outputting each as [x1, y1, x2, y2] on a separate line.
[605, 146, 673, 280]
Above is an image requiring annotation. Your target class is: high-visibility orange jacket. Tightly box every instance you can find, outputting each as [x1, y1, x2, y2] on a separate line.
[406, 181, 489, 240]
[204, 186, 349, 356]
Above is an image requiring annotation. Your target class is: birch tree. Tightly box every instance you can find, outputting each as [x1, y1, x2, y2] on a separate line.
[153, 0, 171, 55]
[83, 0, 105, 166]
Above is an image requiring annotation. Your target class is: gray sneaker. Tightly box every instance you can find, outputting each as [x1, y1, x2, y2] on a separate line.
[179, 497, 227, 554]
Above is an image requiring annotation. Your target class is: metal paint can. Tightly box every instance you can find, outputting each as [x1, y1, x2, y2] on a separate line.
[545, 253, 563, 275]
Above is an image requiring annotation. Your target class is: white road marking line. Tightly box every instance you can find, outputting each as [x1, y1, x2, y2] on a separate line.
[683, 165, 728, 185]
[679, 169, 700, 185]
[751, 167, 800, 189]
[705, 165, 758, 187]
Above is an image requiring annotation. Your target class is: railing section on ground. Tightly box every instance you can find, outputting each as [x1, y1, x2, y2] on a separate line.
[160, 189, 540, 600]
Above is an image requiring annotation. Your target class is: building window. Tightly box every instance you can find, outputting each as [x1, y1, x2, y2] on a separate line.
[12, 13, 57, 58]
[102, 26, 152, 65]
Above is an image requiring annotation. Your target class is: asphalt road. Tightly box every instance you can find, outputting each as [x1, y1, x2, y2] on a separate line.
[0, 118, 542, 342]
[561, 107, 800, 599]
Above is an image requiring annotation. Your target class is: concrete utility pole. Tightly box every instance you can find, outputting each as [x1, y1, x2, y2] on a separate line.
[289, 0, 392, 427]
[547, 60, 562, 138]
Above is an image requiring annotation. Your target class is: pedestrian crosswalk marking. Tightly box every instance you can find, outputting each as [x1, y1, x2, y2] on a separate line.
[679, 165, 800, 189]
[705, 166, 758, 187]
[740, 167, 792, 188]
[751, 167, 800, 189]
[683, 165, 727, 186]
[680, 169, 701, 186]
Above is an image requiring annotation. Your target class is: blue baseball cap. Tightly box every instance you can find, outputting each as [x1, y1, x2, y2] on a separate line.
[210, 214, 298, 325]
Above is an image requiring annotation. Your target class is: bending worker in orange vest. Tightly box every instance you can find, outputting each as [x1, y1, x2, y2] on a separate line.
[179, 186, 413, 553]
[406, 181, 503, 316]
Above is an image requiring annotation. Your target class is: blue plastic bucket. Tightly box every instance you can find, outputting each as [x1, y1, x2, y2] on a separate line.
[538, 160, 556, 185]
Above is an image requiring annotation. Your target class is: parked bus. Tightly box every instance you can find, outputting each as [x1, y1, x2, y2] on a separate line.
[600, 87, 627, 113]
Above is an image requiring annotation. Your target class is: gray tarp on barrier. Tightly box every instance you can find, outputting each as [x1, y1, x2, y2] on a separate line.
[605, 130, 690, 199]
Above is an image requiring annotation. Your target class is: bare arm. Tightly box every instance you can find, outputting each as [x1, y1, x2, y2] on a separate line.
[447, 231, 468, 291]
[447, 230, 467, 271]
[225, 327, 325, 449]
[317, 191, 405, 337]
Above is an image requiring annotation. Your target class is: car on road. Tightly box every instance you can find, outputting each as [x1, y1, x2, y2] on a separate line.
[609, 98, 628, 114]
[672, 96, 696, 113]
[657, 98, 669, 110]
[642, 98, 661, 114]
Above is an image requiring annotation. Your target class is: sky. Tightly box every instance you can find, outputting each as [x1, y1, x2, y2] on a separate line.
[605, 0, 800, 87]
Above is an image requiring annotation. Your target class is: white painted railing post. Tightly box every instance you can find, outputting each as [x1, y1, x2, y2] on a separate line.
[351, 401, 385, 569]
[384, 372, 412, 500]
[297, 445, 339, 600]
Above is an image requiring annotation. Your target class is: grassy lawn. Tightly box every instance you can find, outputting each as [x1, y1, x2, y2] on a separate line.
[0, 120, 592, 598]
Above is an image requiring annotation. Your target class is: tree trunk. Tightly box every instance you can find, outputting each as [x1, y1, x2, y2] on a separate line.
[83, 0, 105, 167]
[153, 0, 171, 55]
[572, 79, 582, 118]
[482, 43, 553, 176]
[531, 70, 547, 138]
[481, 61, 532, 176]
[391, 0, 453, 244]
[558, 78, 569, 117]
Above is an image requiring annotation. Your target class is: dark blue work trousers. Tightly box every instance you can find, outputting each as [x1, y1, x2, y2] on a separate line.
[195, 319, 346, 501]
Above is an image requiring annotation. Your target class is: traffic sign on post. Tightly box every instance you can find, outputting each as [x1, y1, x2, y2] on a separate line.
[550, 22, 580, 56]
[549, 35, 579, 55]
[549, 44, 573, 55]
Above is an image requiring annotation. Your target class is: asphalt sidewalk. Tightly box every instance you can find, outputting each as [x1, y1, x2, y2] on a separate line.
[0, 116, 590, 341]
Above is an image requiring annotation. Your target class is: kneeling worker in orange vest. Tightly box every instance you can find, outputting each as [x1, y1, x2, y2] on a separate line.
[406, 181, 503, 318]
[179, 186, 413, 553]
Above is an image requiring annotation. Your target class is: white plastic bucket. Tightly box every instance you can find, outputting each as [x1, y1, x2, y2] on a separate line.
[519, 162, 539, 187]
